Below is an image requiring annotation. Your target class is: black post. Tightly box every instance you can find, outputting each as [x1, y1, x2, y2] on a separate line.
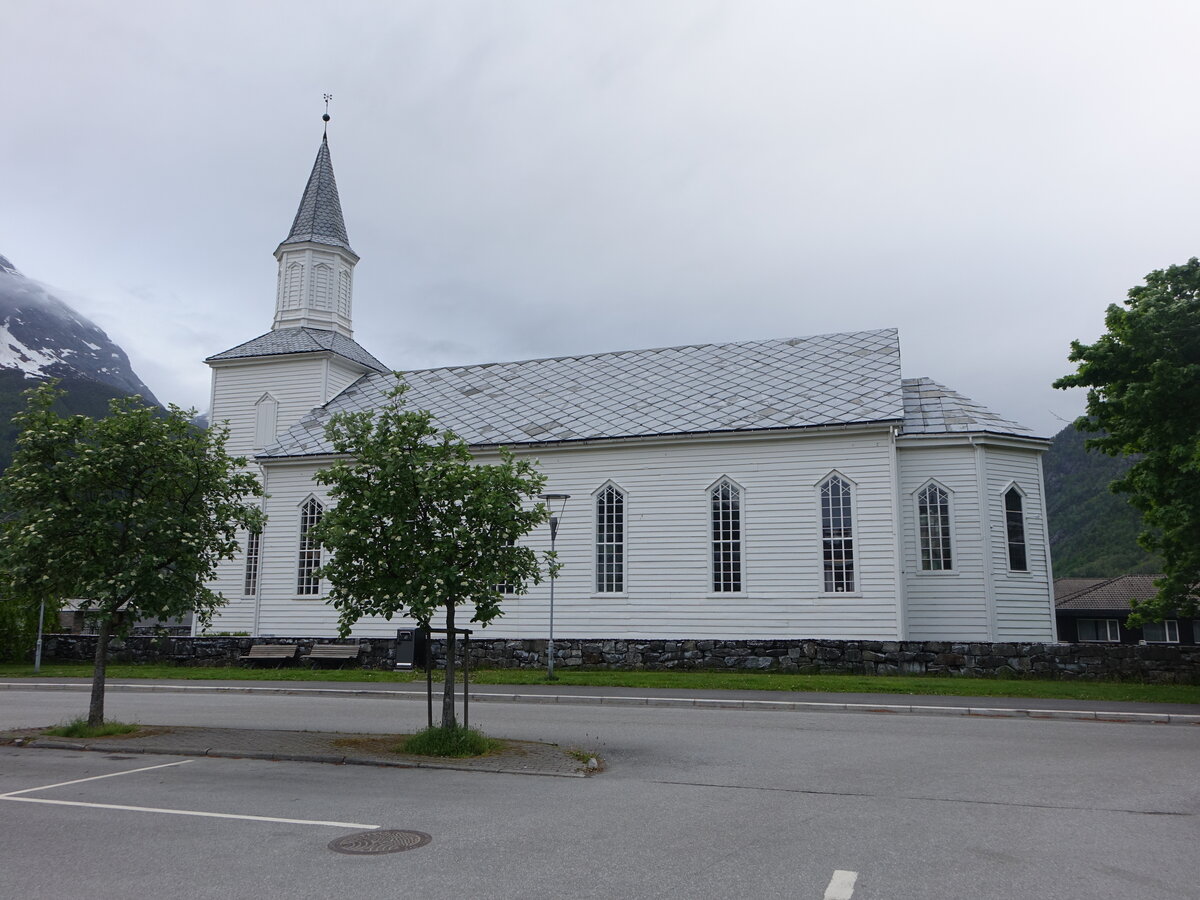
[424, 625, 433, 729]
[463, 631, 470, 730]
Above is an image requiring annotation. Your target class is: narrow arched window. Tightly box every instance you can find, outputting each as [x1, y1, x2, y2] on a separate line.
[595, 485, 625, 592]
[917, 483, 953, 571]
[254, 393, 279, 450]
[312, 263, 333, 310]
[1004, 487, 1027, 571]
[297, 498, 324, 595]
[243, 529, 262, 597]
[710, 479, 742, 592]
[285, 262, 303, 309]
[820, 475, 855, 592]
[338, 270, 352, 318]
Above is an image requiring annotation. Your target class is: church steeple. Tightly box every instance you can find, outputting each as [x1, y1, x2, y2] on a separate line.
[272, 120, 359, 337]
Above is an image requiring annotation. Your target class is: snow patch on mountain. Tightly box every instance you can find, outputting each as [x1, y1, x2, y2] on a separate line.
[0, 255, 160, 404]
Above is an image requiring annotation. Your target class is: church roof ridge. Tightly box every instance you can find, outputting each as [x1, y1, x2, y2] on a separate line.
[393, 327, 901, 378]
[276, 135, 355, 255]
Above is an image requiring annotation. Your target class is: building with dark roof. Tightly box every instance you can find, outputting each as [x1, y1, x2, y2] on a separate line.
[201, 129, 1058, 642]
[1055, 575, 1199, 644]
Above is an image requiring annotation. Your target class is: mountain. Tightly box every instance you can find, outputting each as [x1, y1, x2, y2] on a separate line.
[0, 254, 161, 468]
[1043, 422, 1159, 577]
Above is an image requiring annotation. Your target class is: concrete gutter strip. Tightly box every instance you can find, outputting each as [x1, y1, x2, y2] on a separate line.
[3, 681, 1198, 725]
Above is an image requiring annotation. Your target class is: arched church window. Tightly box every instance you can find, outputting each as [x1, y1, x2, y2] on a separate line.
[917, 482, 953, 571]
[1004, 487, 1027, 571]
[820, 474, 855, 592]
[297, 497, 324, 595]
[710, 479, 742, 592]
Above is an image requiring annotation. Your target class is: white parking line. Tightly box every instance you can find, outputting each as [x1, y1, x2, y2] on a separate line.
[0, 759, 193, 798]
[2, 796, 379, 829]
[824, 869, 858, 899]
[1, 757, 378, 830]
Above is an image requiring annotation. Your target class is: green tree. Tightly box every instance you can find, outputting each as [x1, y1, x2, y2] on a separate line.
[314, 384, 550, 729]
[0, 594, 59, 662]
[0, 383, 263, 724]
[1055, 257, 1200, 624]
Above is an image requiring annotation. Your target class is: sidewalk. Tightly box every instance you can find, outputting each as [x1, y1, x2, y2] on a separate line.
[4, 675, 1200, 721]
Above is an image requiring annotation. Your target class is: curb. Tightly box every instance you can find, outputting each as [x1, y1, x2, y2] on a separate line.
[4, 680, 1199, 725]
[11, 736, 586, 778]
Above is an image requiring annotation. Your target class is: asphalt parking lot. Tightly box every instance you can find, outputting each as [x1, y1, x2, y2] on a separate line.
[2, 686, 1197, 899]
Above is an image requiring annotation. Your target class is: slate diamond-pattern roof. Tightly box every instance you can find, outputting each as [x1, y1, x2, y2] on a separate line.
[207, 327, 388, 372]
[261, 328, 905, 457]
[900, 377, 1035, 437]
[278, 136, 354, 254]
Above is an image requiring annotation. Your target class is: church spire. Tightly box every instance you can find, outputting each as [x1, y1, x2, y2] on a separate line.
[272, 108, 359, 337]
[277, 134, 355, 256]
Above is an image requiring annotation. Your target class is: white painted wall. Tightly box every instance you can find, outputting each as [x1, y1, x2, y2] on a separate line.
[209, 427, 909, 640]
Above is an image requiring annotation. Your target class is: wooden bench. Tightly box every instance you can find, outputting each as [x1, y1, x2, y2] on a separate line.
[239, 644, 298, 667]
[303, 644, 363, 668]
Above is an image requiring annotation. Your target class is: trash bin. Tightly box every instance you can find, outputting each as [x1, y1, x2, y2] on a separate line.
[395, 627, 427, 670]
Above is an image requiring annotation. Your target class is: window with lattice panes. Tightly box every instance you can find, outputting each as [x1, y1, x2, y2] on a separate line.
[917, 483, 953, 571]
[297, 498, 323, 595]
[243, 530, 261, 597]
[1004, 487, 1027, 571]
[820, 475, 855, 592]
[595, 485, 625, 593]
[710, 479, 742, 592]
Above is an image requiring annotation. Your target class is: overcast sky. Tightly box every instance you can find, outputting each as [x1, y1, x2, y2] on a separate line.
[5, 1, 1200, 436]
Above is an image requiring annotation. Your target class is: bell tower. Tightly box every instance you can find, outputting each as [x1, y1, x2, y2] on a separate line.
[271, 112, 359, 337]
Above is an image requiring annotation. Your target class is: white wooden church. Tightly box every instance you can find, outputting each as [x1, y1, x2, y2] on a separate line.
[202, 133, 1058, 642]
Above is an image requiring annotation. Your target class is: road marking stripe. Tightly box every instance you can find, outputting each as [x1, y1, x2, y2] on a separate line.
[1, 796, 379, 829]
[824, 870, 858, 899]
[0, 759, 193, 797]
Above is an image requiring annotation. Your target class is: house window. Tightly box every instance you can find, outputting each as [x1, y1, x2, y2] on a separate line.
[820, 474, 855, 592]
[710, 479, 742, 592]
[1142, 620, 1179, 643]
[243, 530, 262, 597]
[917, 482, 952, 571]
[1077, 618, 1120, 642]
[595, 485, 625, 592]
[1004, 487, 1027, 571]
[297, 498, 323, 595]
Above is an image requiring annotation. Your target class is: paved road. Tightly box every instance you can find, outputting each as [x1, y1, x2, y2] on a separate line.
[2, 687, 1197, 899]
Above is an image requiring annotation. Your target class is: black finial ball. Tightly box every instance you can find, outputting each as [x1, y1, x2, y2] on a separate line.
[322, 113, 331, 122]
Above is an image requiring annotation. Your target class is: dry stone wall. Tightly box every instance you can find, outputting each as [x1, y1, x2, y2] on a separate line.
[38, 635, 1200, 682]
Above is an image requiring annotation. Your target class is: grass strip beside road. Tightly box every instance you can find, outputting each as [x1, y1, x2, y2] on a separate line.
[2, 662, 1198, 704]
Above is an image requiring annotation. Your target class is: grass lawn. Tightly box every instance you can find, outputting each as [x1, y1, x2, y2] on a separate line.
[2, 661, 1198, 704]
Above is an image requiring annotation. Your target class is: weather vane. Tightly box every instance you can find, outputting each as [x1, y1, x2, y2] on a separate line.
[323, 93, 333, 135]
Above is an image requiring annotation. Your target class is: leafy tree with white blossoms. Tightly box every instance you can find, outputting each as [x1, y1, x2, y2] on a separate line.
[0, 383, 263, 725]
[314, 384, 550, 730]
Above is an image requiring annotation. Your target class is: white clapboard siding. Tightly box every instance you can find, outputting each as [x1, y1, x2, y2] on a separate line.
[985, 446, 1056, 640]
[209, 427, 906, 640]
[898, 442, 992, 640]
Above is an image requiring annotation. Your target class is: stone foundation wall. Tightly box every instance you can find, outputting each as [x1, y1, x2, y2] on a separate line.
[37, 634, 1200, 682]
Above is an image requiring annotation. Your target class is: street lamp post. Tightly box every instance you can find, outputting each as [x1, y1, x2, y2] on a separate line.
[538, 493, 571, 681]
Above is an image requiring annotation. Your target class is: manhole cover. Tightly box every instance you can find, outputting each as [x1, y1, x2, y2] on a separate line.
[328, 830, 431, 855]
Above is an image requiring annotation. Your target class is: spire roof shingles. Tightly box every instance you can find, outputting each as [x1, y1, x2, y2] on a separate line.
[278, 136, 355, 255]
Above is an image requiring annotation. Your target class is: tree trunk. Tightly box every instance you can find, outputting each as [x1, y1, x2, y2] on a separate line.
[88, 616, 111, 727]
[441, 603, 457, 729]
